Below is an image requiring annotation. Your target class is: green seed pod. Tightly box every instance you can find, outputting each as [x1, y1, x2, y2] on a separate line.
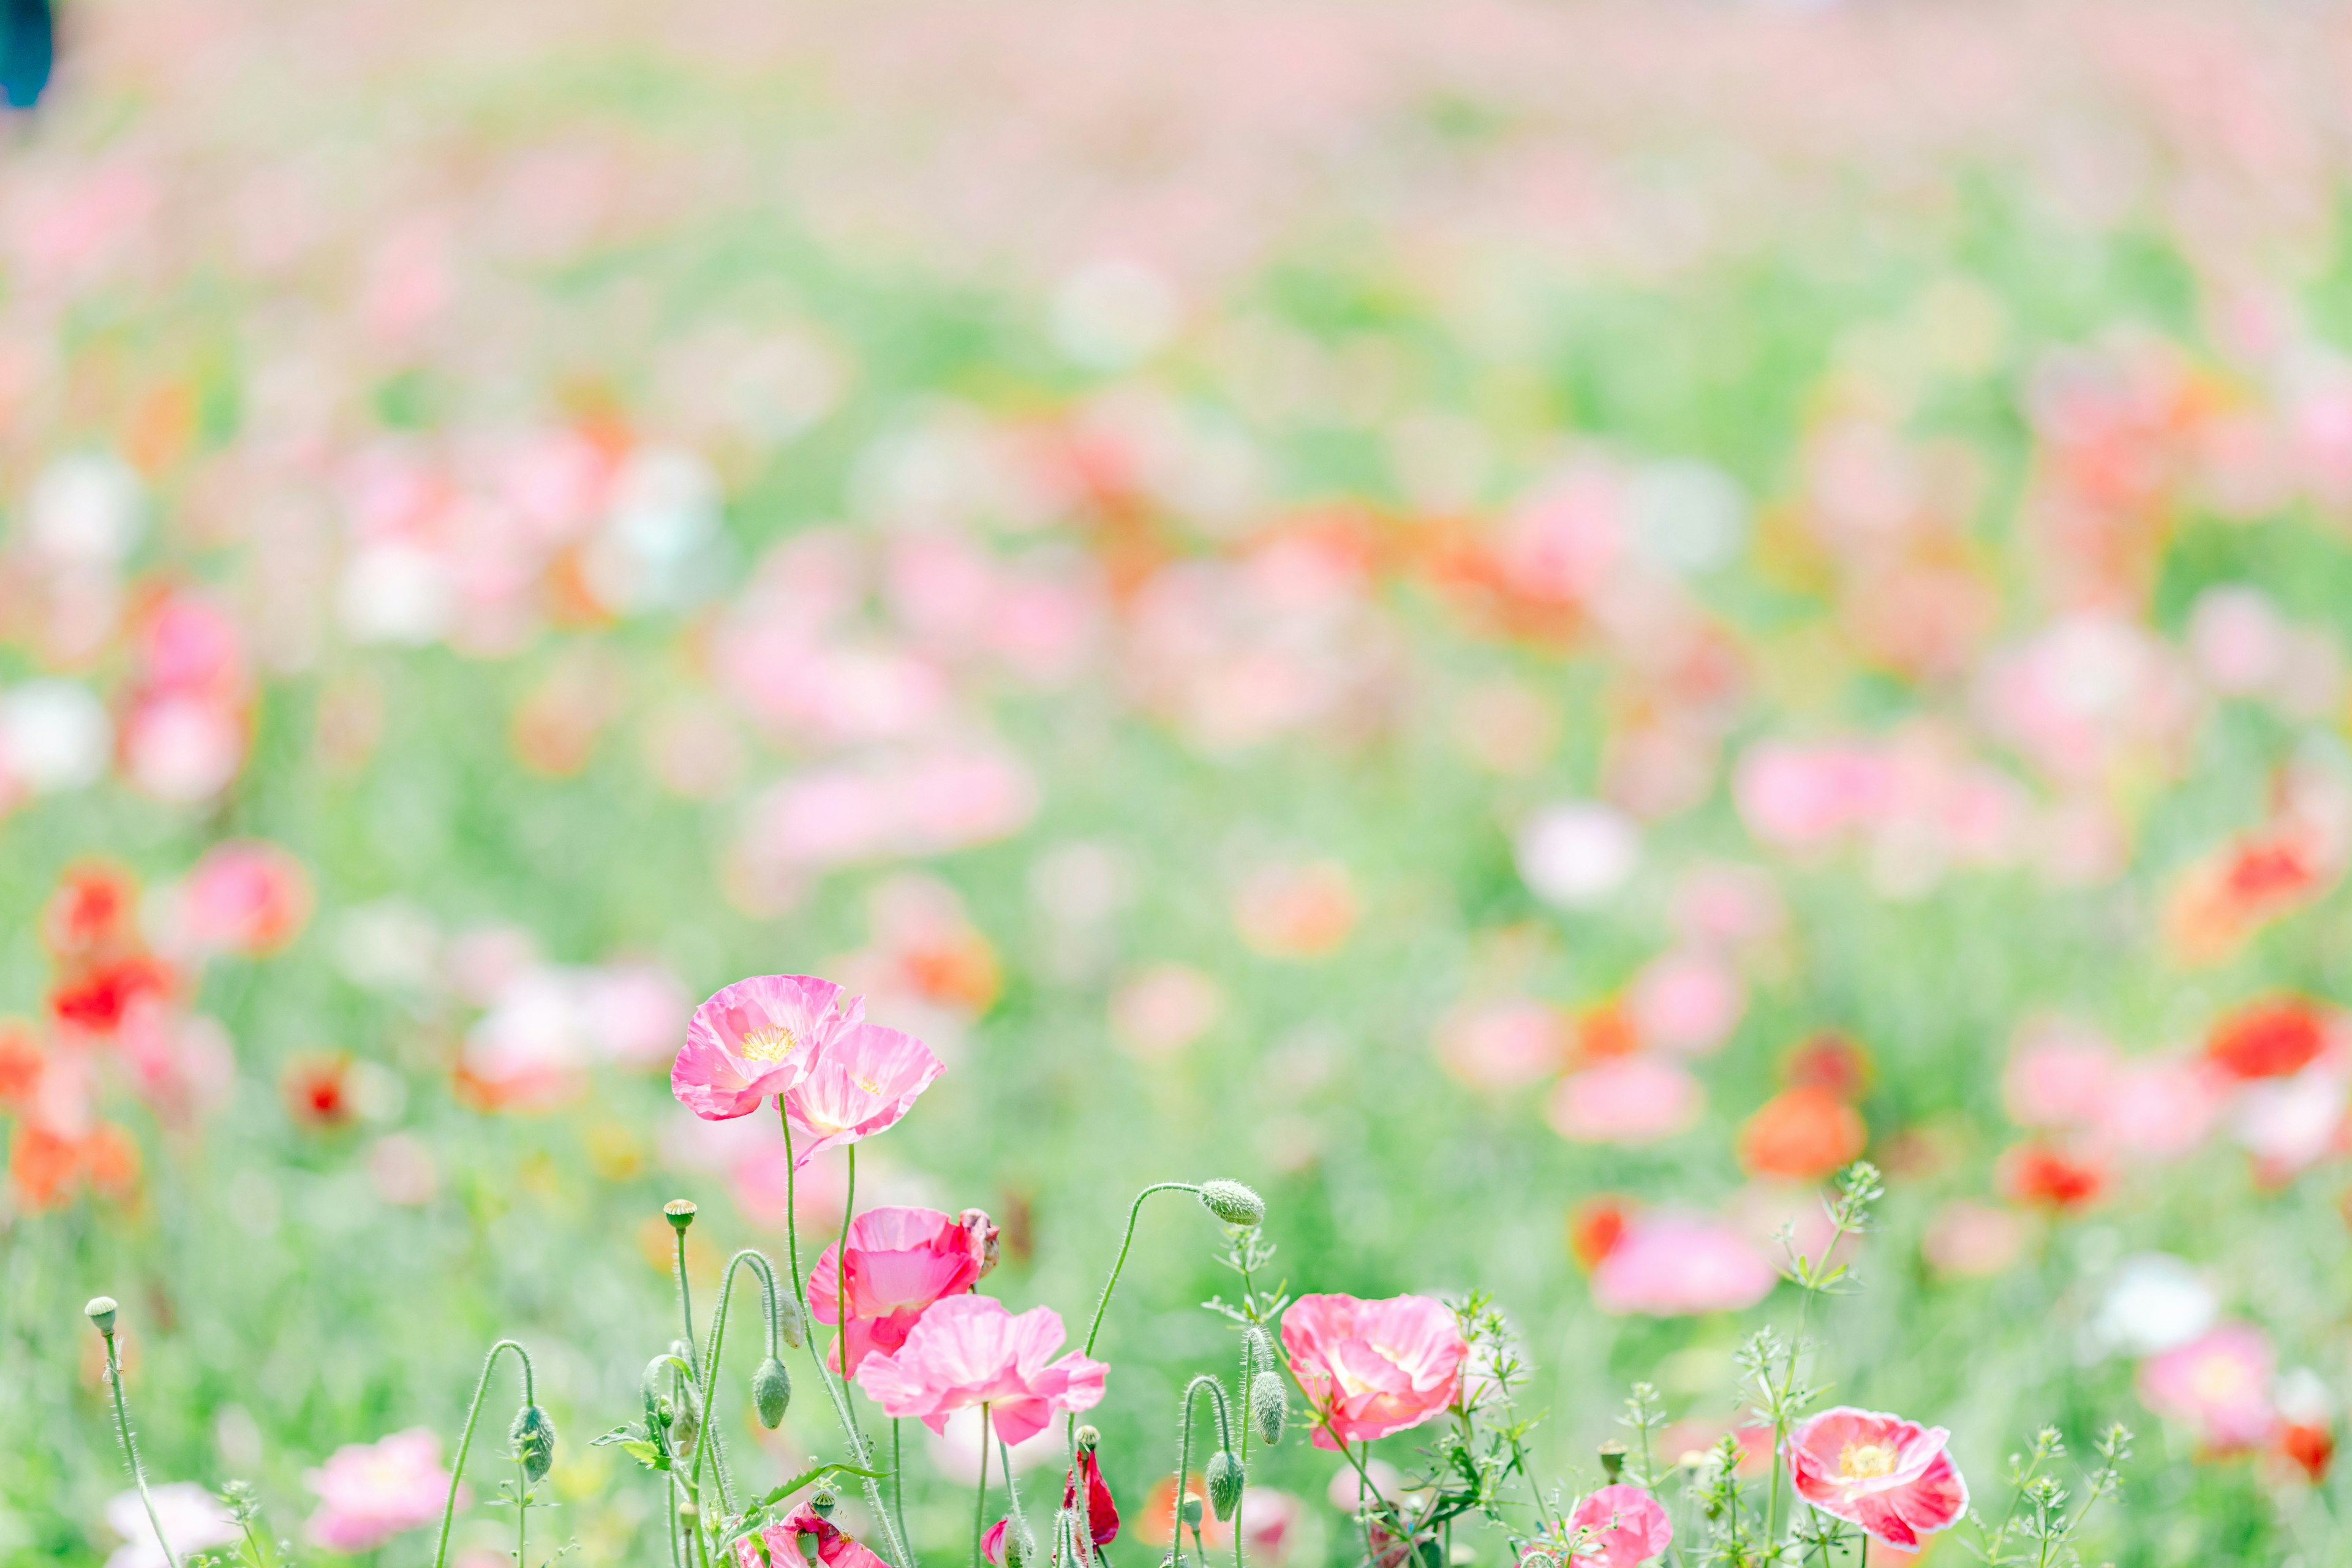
[83, 1296, 119, 1335]
[664, 1198, 698, 1234]
[752, 1355, 793, 1428]
[1179, 1495, 1204, 1530]
[1205, 1451, 1245, 1521]
[510, 1403, 557, 1482]
[1597, 1440, 1626, 1481]
[809, 1488, 837, 1518]
[1196, 1180, 1265, 1227]
[1249, 1368, 1287, 1447]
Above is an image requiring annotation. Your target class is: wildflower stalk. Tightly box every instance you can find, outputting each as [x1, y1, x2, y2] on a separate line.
[840, 1144, 866, 1453]
[972, 1403, 993, 1568]
[85, 1300, 176, 1568]
[1174, 1374, 1234, 1568]
[1762, 1163, 1882, 1548]
[1001, 1435, 1037, 1563]
[431, 1338, 536, 1568]
[696, 1247, 788, 1518]
[778, 1102, 913, 1568]
[516, 1446, 529, 1568]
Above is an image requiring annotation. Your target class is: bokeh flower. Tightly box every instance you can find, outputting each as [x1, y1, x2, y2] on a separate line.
[304, 1428, 457, 1553]
[2138, 1322, 2277, 1452]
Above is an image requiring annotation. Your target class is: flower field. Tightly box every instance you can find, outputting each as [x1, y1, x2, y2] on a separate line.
[9, 1, 2352, 1564]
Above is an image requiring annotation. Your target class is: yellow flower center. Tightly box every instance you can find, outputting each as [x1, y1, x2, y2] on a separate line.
[740, 1023, 800, 1065]
[1838, 1442, 1898, 1480]
[853, 1074, 885, 1096]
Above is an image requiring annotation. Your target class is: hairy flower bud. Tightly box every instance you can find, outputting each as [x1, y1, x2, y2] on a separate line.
[1249, 1368, 1288, 1447]
[777, 1293, 805, 1350]
[753, 1355, 793, 1428]
[1196, 1180, 1264, 1227]
[668, 1375, 703, 1458]
[84, 1296, 119, 1335]
[1004, 1526, 1030, 1568]
[1205, 1452, 1245, 1521]
[960, 1207, 1003, 1279]
[663, 1198, 698, 1234]
[510, 1404, 556, 1482]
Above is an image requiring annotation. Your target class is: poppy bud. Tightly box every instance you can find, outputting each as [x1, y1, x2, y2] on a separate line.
[510, 1404, 557, 1482]
[1179, 1496, 1203, 1529]
[753, 1355, 793, 1428]
[1597, 1441, 1626, 1481]
[669, 1377, 703, 1458]
[664, 1198, 698, 1234]
[1005, 1526, 1030, 1568]
[960, 1208, 1003, 1279]
[777, 1293, 805, 1351]
[1197, 1180, 1264, 1227]
[84, 1296, 119, 1335]
[1206, 1452, 1244, 1521]
[1250, 1369, 1287, 1446]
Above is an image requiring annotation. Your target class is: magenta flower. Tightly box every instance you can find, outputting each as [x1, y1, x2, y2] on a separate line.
[854, 1294, 1108, 1446]
[1784, 1408, 1969, 1550]
[733, 1503, 893, 1568]
[1280, 1293, 1466, 1449]
[1564, 1484, 1672, 1568]
[303, 1428, 458, 1554]
[671, 974, 861, 1121]
[783, 1022, 945, 1164]
[809, 1205, 995, 1374]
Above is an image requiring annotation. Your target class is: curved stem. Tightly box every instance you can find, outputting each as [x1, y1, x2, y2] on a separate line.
[1082, 1183, 1199, 1357]
[972, 1404, 994, 1568]
[839, 1145, 864, 1444]
[432, 1339, 535, 1568]
[697, 1248, 784, 1518]
[101, 1330, 176, 1568]
[781, 1103, 912, 1568]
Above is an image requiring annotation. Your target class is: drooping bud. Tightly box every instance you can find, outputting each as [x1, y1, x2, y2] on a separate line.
[1250, 1369, 1288, 1447]
[1178, 1495, 1203, 1530]
[1076, 1425, 1101, 1452]
[510, 1404, 557, 1482]
[1003, 1526, 1030, 1568]
[1597, 1441, 1626, 1481]
[1205, 1452, 1245, 1521]
[668, 1375, 703, 1458]
[809, 1488, 838, 1518]
[84, 1296, 119, 1335]
[664, 1198, 698, 1234]
[959, 1208, 1003, 1279]
[752, 1355, 793, 1428]
[1196, 1180, 1264, 1227]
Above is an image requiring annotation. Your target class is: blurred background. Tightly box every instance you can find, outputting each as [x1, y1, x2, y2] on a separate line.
[6, 0, 2352, 1562]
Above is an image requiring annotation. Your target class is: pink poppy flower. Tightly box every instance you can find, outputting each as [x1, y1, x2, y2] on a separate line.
[1434, 998, 1563, 1092]
[671, 974, 861, 1121]
[783, 1023, 946, 1164]
[809, 1205, 995, 1374]
[854, 1294, 1107, 1446]
[1545, 1057, 1703, 1146]
[177, 841, 313, 957]
[304, 1428, 459, 1553]
[733, 1503, 892, 1568]
[1280, 1293, 1466, 1449]
[1564, 1483, 1672, 1568]
[1784, 1408, 1968, 1550]
[1590, 1214, 1777, 1317]
[2138, 1322, 2277, 1452]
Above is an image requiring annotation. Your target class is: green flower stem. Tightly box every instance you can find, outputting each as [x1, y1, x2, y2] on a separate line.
[696, 1248, 785, 1518]
[839, 1144, 865, 1450]
[98, 1327, 176, 1568]
[894, 1420, 911, 1564]
[516, 1449, 529, 1568]
[972, 1404, 994, 1568]
[1000, 1435, 1036, 1561]
[779, 1101, 913, 1568]
[432, 1338, 536, 1568]
[1174, 1375, 1233, 1568]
